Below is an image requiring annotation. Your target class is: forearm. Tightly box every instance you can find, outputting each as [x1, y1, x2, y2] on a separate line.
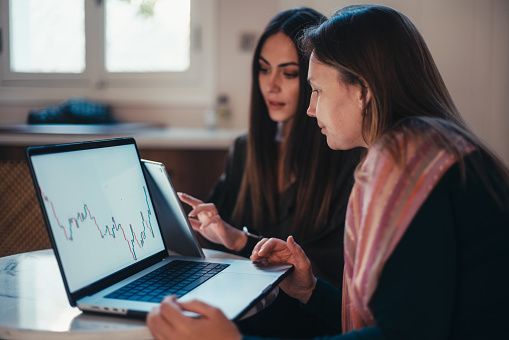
[302, 278, 343, 329]
[242, 326, 384, 340]
[237, 233, 263, 258]
[241, 279, 386, 339]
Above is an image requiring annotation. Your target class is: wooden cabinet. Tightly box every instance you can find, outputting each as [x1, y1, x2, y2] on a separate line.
[138, 148, 227, 200]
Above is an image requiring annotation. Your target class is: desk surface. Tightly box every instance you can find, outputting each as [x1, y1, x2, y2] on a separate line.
[0, 248, 247, 339]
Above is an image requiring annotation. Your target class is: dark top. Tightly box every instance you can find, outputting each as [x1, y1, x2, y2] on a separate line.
[244, 153, 509, 339]
[207, 134, 361, 288]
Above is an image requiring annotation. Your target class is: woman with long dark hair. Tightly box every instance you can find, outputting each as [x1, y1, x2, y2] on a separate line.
[177, 7, 361, 337]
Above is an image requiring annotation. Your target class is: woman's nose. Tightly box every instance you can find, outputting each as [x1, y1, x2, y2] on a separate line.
[267, 74, 280, 92]
[307, 93, 317, 117]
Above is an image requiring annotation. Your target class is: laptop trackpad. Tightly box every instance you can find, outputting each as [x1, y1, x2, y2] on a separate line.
[178, 272, 275, 320]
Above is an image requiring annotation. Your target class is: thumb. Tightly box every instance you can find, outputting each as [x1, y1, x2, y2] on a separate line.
[177, 299, 222, 318]
[286, 236, 308, 269]
[187, 217, 202, 230]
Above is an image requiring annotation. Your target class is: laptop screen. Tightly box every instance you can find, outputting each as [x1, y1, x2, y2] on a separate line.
[29, 140, 166, 293]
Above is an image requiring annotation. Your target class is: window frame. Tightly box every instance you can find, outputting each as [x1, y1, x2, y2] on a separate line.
[0, 0, 217, 106]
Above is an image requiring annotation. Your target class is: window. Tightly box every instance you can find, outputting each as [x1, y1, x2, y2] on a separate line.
[0, 0, 216, 105]
[104, 0, 190, 73]
[9, 0, 86, 74]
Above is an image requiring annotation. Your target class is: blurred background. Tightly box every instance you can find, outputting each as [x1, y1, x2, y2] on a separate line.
[0, 0, 507, 165]
[0, 0, 508, 256]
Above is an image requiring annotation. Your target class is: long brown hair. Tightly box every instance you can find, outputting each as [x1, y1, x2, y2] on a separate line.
[231, 7, 358, 236]
[302, 5, 509, 206]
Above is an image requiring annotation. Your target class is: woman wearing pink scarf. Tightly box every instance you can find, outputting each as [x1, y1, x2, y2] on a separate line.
[147, 5, 509, 339]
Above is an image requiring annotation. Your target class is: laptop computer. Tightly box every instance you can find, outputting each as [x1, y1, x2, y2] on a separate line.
[26, 137, 291, 320]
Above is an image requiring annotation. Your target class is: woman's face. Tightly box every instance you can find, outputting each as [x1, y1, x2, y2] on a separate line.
[258, 32, 300, 123]
[307, 54, 369, 150]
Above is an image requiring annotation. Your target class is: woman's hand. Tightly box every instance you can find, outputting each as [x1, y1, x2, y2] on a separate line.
[147, 296, 241, 340]
[178, 192, 247, 252]
[251, 236, 317, 304]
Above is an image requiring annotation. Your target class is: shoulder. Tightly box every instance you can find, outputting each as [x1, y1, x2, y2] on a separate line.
[231, 133, 248, 153]
[362, 124, 473, 176]
[226, 133, 248, 160]
[356, 128, 474, 199]
[234, 133, 248, 145]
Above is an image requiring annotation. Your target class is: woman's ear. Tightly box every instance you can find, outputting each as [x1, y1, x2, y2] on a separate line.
[358, 81, 372, 111]
[363, 86, 372, 108]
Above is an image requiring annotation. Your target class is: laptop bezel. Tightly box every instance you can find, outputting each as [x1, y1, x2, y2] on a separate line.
[26, 137, 169, 307]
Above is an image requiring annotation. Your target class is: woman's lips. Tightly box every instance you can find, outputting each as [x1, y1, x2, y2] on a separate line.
[268, 100, 285, 109]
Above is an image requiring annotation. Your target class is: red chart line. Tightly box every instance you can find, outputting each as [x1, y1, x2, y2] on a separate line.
[39, 187, 153, 261]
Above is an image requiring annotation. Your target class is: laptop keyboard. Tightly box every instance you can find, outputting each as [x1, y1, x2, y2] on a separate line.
[105, 260, 229, 303]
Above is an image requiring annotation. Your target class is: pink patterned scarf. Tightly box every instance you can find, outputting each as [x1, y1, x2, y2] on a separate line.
[342, 132, 475, 332]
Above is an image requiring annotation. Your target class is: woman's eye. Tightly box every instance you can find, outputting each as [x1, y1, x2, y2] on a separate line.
[259, 67, 269, 74]
[284, 72, 299, 79]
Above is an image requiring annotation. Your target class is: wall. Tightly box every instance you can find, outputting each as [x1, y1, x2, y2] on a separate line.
[218, 0, 509, 165]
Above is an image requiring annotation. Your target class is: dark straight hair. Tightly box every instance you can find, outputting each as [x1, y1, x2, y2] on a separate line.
[301, 4, 509, 207]
[232, 7, 359, 236]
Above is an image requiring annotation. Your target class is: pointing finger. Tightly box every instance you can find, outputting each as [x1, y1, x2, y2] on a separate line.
[178, 192, 204, 208]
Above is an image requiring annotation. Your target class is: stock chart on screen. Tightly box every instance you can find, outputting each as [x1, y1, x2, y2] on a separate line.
[31, 144, 165, 292]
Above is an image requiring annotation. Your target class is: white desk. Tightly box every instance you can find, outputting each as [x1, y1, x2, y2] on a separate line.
[0, 248, 250, 339]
